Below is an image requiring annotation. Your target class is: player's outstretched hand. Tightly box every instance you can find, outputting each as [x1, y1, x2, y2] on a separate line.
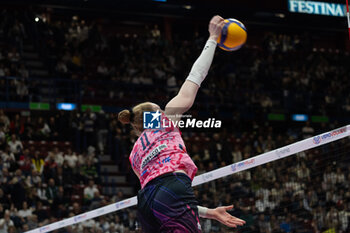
[206, 205, 246, 228]
[208, 15, 225, 41]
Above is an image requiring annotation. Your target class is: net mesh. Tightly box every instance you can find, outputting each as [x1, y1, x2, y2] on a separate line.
[27, 131, 350, 233]
[194, 137, 350, 233]
[26, 125, 350, 233]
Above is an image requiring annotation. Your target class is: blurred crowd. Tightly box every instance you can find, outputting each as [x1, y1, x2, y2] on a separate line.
[195, 137, 350, 233]
[0, 109, 142, 233]
[1, 9, 350, 120]
[0, 7, 350, 233]
[2, 108, 350, 233]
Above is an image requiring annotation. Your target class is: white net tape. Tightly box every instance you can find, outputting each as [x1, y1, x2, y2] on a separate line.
[26, 125, 350, 233]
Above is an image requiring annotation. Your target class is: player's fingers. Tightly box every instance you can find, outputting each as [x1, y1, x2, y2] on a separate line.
[211, 15, 223, 23]
[233, 219, 245, 225]
[233, 216, 246, 223]
[232, 218, 246, 225]
[228, 219, 244, 226]
[224, 221, 237, 228]
[217, 16, 224, 21]
[210, 15, 217, 23]
[224, 205, 234, 210]
[227, 216, 245, 224]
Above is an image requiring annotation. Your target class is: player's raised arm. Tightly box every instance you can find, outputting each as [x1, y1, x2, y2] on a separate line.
[165, 15, 225, 121]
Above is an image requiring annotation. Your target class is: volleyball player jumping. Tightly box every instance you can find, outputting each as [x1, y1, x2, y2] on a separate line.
[118, 15, 246, 233]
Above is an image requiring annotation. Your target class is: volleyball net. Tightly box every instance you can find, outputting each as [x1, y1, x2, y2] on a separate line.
[26, 125, 350, 233]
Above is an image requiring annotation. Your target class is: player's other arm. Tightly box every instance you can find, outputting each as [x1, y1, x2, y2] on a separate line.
[165, 16, 224, 121]
[198, 205, 246, 228]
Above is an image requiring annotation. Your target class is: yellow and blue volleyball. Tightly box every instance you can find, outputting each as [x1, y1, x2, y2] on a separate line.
[217, 18, 247, 51]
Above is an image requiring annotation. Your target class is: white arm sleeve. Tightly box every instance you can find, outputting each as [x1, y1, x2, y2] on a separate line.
[197, 205, 209, 218]
[186, 39, 217, 87]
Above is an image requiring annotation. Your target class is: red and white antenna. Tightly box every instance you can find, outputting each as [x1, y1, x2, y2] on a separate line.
[347, 0, 350, 39]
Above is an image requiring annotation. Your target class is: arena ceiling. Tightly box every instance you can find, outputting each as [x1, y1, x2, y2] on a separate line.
[2, 0, 348, 31]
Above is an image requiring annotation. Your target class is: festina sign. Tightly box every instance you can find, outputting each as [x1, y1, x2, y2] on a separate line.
[288, 0, 347, 17]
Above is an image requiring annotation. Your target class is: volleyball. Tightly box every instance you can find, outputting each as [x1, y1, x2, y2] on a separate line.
[217, 18, 247, 51]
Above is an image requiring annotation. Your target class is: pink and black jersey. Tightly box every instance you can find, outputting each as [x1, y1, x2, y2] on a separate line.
[129, 112, 197, 189]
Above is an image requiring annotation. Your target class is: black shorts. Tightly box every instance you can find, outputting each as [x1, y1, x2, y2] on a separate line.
[137, 172, 201, 233]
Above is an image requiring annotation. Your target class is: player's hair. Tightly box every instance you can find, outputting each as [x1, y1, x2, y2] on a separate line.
[118, 102, 157, 132]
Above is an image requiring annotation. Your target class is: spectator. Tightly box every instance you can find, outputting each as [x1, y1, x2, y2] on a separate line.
[26, 215, 38, 230]
[0, 190, 10, 210]
[7, 226, 16, 233]
[31, 151, 44, 174]
[64, 148, 78, 168]
[280, 215, 292, 233]
[82, 108, 96, 149]
[151, 24, 160, 38]
[125, 211, 138, 231]
[0, 146, 16, 170]
[96, 111, 108, 154]
[257, 213, 271, 232]
[112, 191, 125, 203]
[0, 111, 9, 132]
[255, 195, 268, 213]
[52, 147, 64, 166]
[26, 169, 42, 187]
[10, 169, 26, 209]
[325, 206, 339, 230]
[338, 205, 350, 232]
[81, 159, 98, 182]
[23, 116, 34, 140]
[209, 133, 231, 166]
[36, 182, 48, 204]
[44, 152, 58, 179]
[113, 215, 125, 233]
[17, 201, 33, 219]
[14, 79, 28, 100]
[48, 117, 59, 140]
[71, 52, 82, 68]
[18, 152, 32, 176]
[0, 128, 6, 151]
[71, 202, 82, 215]
[7, 134, 23, 155]
[97, 62, 109, 76]
[0, 168, 11, 188]
[0, 210, 14, 233]
[98, 216, 109, 232]
[53, 186, 69, 213]
[302, 121, 315, 139]
[32, 201, 48, 224]
[36, 117, 51, 139]
[89, 190, 102, 210]
[232, 145, 242, 163]
[7, 48, 20, 62]
[55, 60, 68, 75]
[46, 178, 58, 204]
[61, 160, 75, 186]
[83, 179, 98, 204]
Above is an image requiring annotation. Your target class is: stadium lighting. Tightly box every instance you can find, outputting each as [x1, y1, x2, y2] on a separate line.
[275, 13, 285, 18]
[35, 17, 40, 22]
